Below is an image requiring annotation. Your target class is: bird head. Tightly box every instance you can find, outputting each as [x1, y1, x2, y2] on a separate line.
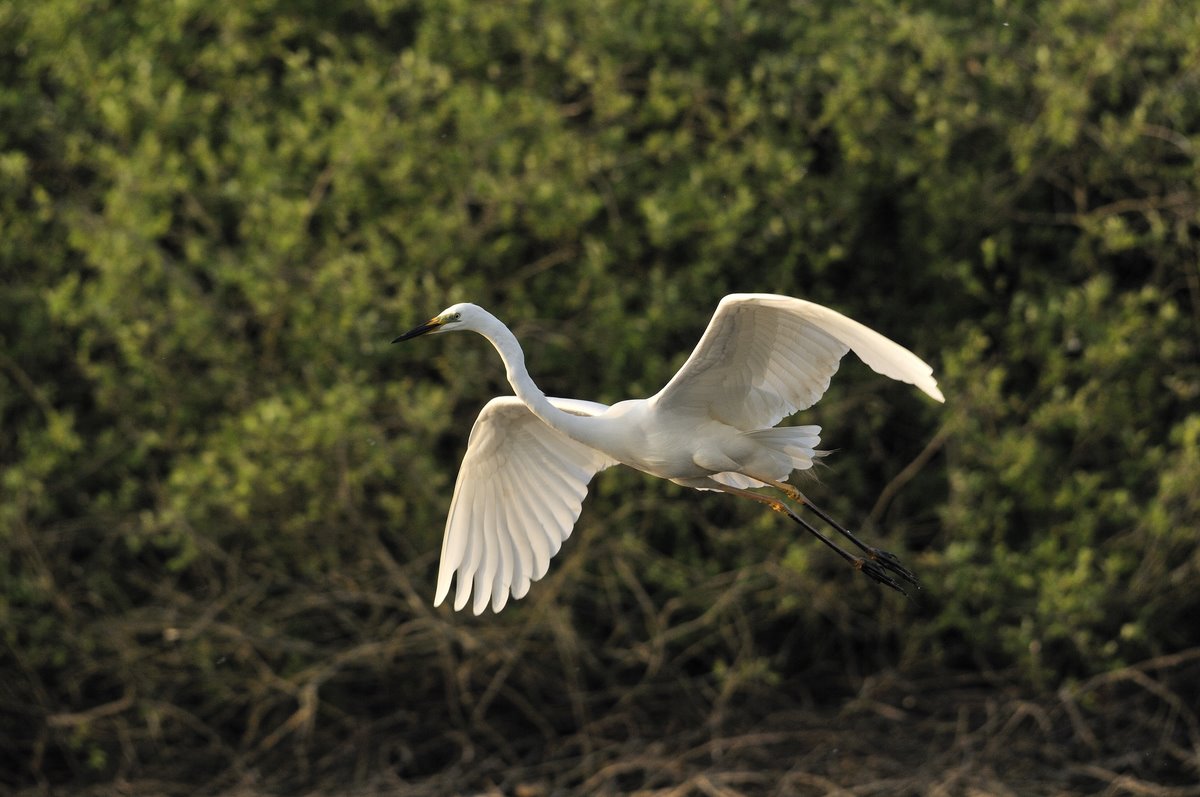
[392, 303, 481, 342]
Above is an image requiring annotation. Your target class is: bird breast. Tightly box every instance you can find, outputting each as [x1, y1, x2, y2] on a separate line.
[594, 402, 762, 481]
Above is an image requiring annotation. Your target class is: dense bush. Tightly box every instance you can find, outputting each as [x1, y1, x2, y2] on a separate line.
[2, 0, 1197, 790]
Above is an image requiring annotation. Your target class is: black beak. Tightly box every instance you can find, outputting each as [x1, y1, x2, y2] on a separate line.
[392, 318, 442, 343]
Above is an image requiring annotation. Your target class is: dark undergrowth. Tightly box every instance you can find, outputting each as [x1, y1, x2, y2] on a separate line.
[23, 651, 1200, 796]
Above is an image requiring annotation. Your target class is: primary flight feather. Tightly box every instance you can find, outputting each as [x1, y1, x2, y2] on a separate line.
[395, 294, 944, 614]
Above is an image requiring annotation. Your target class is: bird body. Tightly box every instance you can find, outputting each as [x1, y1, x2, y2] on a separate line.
[395, 294, 944, 615]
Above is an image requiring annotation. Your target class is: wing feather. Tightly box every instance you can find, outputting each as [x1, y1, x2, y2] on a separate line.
[435, 396, 615, 614]
[505, 496, 535, 600]
[473, 499, 497, 615]
[504, 486, 534, 586]
[491, 502, 513, 613]
[511, 457, 553, 579]
[649, 294, 943, 430]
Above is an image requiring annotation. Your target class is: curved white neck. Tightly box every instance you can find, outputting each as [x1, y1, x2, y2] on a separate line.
[472, 311, 604, 446]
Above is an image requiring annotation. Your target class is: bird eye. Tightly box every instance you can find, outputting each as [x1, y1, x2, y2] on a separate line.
[453, 312, 461, 321]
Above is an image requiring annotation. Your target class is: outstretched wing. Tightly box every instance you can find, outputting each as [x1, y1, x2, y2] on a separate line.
[435, 396, 616, 615]
[649, 294, 944, 430]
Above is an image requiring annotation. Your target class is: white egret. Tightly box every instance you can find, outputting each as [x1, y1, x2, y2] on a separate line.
[395, 294, 944, 615]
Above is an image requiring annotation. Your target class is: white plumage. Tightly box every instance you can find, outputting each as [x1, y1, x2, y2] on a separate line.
[395, 294, 944, 614]
[436, 397, 615, 614]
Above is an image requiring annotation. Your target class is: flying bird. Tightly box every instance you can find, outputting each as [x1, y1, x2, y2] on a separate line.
[395, 294, 944, 615]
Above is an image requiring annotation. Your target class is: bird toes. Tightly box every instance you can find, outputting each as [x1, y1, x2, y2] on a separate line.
[855, 558, 909, 597]
[868, 547, 921, 588]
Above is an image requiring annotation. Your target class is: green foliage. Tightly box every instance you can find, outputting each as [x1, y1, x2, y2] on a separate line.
[1, 0, 1198, 790]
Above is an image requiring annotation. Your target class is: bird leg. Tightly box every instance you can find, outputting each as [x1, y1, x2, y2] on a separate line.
[759, 478, 919, 589]
[712, 485, 911, 596]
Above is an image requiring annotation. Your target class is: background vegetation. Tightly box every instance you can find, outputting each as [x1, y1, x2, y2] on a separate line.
[2, 0, 1198, 793]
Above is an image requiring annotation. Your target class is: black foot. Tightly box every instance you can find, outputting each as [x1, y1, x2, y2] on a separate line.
[868, 547, 920, 589]
[855, 558, 909, 597]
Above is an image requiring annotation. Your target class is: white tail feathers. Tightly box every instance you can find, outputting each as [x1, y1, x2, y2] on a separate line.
[744, 425, 823, 471]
